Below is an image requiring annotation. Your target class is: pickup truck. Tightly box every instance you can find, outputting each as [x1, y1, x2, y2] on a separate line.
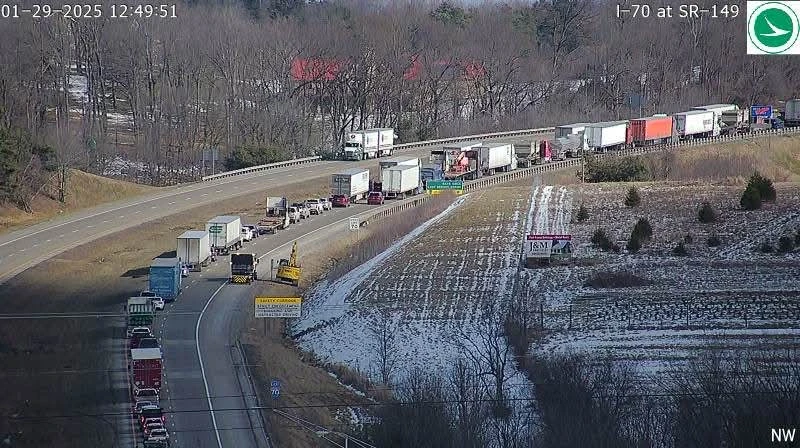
[305, 198, 324, 215]
[292, 202, 310, 219]
[319, 198, 332, 211]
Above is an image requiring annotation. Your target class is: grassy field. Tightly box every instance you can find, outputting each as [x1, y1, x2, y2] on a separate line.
[0, 169, 155, 233]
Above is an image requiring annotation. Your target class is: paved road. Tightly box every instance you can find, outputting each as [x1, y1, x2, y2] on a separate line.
[0, 134, 541, 285]
[160, 203, 378, 448]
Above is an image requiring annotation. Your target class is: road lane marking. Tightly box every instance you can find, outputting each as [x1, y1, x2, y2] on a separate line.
[185, 197, 192, 200]
[102, 220, 109, 223]
[151, 206, 157, 209]
[169, 202, 175, 205]
[32, 244, 38, 248]
[134, 210, 141, 214]
[215, 190, 222, 193]
[18, 249, 25, 252]
[45, 239, 51, 243]
[86, 225, 94, 228]
[59, 234, 65, 238]
[196, 282, 227, 448]
[202, 193, 208, 196]
[72, 230, 79, 233]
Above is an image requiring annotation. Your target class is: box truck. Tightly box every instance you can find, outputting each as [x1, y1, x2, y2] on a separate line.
[176, 231, 210, 272]
[130, 348, 162, 390]
[330, 168, 370, 203]
[205, 215, 242, 255]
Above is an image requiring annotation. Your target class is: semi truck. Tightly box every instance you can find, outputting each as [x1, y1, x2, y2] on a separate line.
[127, 297, 155, 327]
[674, 110, 715, 139]
[553, 123, 589, 156]
[382, 164, 421, 199]
[205, 215, 242, 255]
[330, 168, 370, 202]
[629, 116, 674, 145]
[342, 128, 395, 160]
[258, 197, 291, 234]
[176, 230, 211, 271]
[420, 164, 444, 190]
[585, 121, 630, 152]
[478, 143, 516, 175]
[379, 156, 420, 170]
[721, 109, 750, 135]
[430, 147, 480, 180]
[230, 253, 258, 284]
[148, 258, 182, 301]
[130, 347, 162, 390]
[692, 104, 738, 136]
[784, 99, 800, 127]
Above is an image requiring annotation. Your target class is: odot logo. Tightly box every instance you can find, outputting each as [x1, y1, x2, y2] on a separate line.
[747, 1, 800, 54]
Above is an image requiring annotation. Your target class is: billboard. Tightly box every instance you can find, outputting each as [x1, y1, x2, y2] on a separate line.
[750, 105, 773, 118]
[525, 234, 573, 259]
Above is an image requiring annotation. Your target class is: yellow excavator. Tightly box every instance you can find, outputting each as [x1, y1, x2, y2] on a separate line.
[275, 241, 301, 286]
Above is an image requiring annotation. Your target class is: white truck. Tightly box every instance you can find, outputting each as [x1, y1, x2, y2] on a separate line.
[342, 128, 395, 160]
[382, 164, 420, 199]
[176, 230, 211, 272]
[330, 168, 370, 202]
[674, 110, 715, 139]
[554, 123, 589, 156]
[478, 143, 515, 175]
[205, 215, 242, 255]
[585, 121, 629, 152]
[258, 197, 292, 233]
[691, 104, 738, 136]
[379, 156, 420, 170]
[785, 99, 800, 127]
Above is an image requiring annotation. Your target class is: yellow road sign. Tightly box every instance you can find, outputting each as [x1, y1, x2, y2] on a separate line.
[256, 297, 301, 305]
[255, 296, 302, 318]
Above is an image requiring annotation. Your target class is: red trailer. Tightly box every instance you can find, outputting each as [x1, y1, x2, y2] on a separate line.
[630, 116, 673, 145]
[131, 348, 162, 390]
[538, 141, 553, 163]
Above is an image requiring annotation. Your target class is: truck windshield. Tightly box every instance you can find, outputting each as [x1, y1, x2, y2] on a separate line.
[344, 142, 361, 148]
[231, 254, 252, 265]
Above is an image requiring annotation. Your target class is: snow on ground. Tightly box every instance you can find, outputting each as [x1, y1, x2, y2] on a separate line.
[295, 187, 534, 403]
[520, 183, 800, 381]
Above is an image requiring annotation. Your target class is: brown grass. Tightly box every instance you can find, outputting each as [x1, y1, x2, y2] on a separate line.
[0, 169, 154, 233]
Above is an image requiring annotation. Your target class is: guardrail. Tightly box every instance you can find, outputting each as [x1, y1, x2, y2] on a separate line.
[200, 127, 555, 182]
[355, 126, 800, 226]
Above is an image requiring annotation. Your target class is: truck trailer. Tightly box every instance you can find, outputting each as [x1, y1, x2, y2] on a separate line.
[130, 347, 162, 390]
[148, 258, 182, 301]
[478, 143, 515, 174]
[585, 121, 630, 152]
[691, 104, 738, 136]
[230, 253, 258, 284]
[258, 197, 290, 234]
[342, 128, 395, 160]
[330, 168, 370, 202]
[379, 156, 420, 170]
[127, 297, 155, 327]
[784, 99, 800, 127]
[206, 215, 242, 255]
[382, 164, 421, 199]
[553, 124, 589, 156]
[177, 230, 210, 271]
[629, 116, 674, 145]
[674, 110, 715, 139]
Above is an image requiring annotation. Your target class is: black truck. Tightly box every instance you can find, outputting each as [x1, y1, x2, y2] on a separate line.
[230, 253, 258, 284]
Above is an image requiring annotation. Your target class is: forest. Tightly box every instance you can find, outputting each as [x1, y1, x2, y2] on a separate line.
[1, 0, 798, 202]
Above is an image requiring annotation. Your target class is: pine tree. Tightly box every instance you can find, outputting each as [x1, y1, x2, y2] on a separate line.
[624, 186, 641, 207]
[697, 202, 718, 223]
[576, 203, 589, 222]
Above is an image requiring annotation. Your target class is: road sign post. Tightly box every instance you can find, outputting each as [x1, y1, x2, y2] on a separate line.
[255, 297, 302, 318]
[426, 179, 464, 195]
[271, 379, 281, 399]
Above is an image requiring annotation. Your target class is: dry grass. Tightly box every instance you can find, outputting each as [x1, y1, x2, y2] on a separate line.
[0, 169, 154, 233]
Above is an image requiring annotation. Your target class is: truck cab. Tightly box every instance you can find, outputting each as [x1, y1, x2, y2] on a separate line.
[230, 253, 258, 284]
[287, 207, 302, 223]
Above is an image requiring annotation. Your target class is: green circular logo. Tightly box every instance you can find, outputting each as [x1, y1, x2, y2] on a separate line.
[749, 2, 800, 54]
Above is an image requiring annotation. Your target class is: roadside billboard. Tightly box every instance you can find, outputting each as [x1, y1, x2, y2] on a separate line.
[524, 234, 573, 260]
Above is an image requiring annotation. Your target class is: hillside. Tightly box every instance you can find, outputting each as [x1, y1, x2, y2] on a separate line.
[0, 169, 154, 233]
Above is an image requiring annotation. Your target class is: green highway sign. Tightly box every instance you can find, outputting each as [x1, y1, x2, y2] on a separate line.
[209, 225, 223, 234]
[426, 179, 464, 190]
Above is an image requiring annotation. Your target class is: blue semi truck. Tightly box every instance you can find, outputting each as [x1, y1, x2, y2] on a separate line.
[148, 258, 182, 302]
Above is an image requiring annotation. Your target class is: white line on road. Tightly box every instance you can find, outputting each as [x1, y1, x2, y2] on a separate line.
[86, 225, 95, 228]
[18, 249, 25, 253]
[45, 239, 51, 243]
[151, 206, 158, 209]
[215, 190, 222, 193]
[196, 282, 227, 448]
[72, 230, 79, 233]
[59, 234, 64, 238]
[134, 210, 142, 214]
[169, 202, 175, 205]
[286, 174, 294, 177]
[202, 193, 208, 196]
[32, 244, 38, 248]
[102, 220, 109, 224]
[185, 197, 192, 200]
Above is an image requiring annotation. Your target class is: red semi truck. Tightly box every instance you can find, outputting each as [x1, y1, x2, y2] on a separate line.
[131, 347, 163, 390]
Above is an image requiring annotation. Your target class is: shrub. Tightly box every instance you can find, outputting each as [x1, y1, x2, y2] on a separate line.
[626, 235, 641, 253]
[684, 233, 693, 244]
[576, 203, 589, 222]
[580, 154, 650, 183]
[777, 235, 795, 253]
[740, 185, 762, 210]
[673, 241, 688, 256]
[631, 218, 653, 241]
[591, 228, 613, 251]
[795, 229, 800, 246]
[747, 171, 776, 202]
[759, 241, 773, 253]
[707, 234, 722, 247]
[583, 270, 652, 288]
[624, 186, 641, 207]
[697, 202, 718, 223]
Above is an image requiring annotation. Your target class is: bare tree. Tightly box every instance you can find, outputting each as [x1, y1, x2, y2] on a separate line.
[369, 309, 399, 386]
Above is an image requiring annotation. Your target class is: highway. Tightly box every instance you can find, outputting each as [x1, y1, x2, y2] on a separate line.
[157, 203, 382, 448]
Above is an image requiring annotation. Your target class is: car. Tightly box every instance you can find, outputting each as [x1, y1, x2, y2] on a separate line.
[244, 225, 258, 238]
[151, 297, 165, 311]
[127, 326, 152, 339]
[240, 227, 253, 242]
[139, 290, 156, 298]
[331, 194, 350, 207]
[287, 207, 301, 224]
[138, 406, 164, 424]
[136, 337, 160, 349]
[134, 401, 156, 414]
[181, 264, 189, 277]
[367, 191, 385, 205]
[140, 417, 163, 429]
[134, 388, 160, 403]
[146, 428, 170, 442]
[305, 198, 324, 215]
[319, 197, 332, 211]
[291, 202, 310, 219]
[143, 421, 165, 435]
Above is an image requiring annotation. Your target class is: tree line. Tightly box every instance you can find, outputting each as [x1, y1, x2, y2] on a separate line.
[2, 0, 798, 195]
